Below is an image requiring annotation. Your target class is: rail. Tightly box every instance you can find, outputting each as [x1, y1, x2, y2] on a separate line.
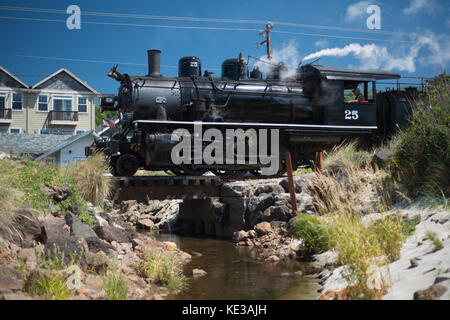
[49, 110, 79, 122]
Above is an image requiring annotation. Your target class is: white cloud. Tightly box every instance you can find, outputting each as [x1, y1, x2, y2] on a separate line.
[302, 31, 450, 73]
[345, 1, 372, 21]
[403, 0, 435, 15]
[315, 39, 329, 48]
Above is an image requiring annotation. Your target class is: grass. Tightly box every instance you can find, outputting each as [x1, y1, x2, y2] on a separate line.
[24, 270, 70, 300]
[322, 140, 374, 172]
[426, 230, 444, 251]
[60, 153, 112, 207]
[136, 250, 186, 293]
[290, 215, 332, 256]
[103, 265, 127, 300]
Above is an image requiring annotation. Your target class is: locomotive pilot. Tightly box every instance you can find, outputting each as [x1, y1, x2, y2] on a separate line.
[348, 88, 365, 103]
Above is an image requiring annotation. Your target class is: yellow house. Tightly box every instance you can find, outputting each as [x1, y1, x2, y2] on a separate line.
[0, 66, 98, 135]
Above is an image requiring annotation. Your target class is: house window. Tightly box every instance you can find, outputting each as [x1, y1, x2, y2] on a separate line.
[76, 130, 85, 134]
[12, 93, 22, 110]
[10, 127, 21, 133]
[52, 129, 73, 135]
[38, 95, 48, 111]
[78, 97, 87, 113]
[53, 96, 72, 112]
[0, 127, 7, 133]
[0, 93, 6, 109]
[40, 129, 50, 134]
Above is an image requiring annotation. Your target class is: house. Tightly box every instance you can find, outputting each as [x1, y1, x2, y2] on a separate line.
[0, 130, 96, 165]
[0, 65, 98, 135]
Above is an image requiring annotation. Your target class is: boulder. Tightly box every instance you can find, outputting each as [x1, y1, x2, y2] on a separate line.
[414, 285, 448, 300]
[65, 213, 97, 240]
[52, 184, 71, 202]
[84, 237, 116, 257]
[192, 269, 207, 277]
[137, 218, 154, 230]
[232, 230, 248, 243]
[248, 193, 274, 213]
[266, 255, 280, 262]
[94, 225, 129, 243]
[40, 216, 69, 243]
[44, 235, 87, 269]
[0, 266, 23, 293]
[121, 200, 138, 213]
[1, 207, 44, 247]
[254, 222, 272, 235]
[268, 205, 293, 221]
[254, 184, 284, 196]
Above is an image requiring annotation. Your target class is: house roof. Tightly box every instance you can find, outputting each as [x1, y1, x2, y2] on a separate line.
[35, 130, 95, 160]
[32, 68, 99, 94]
[0, 131, 95, 158]
[0, 65, 29, 88]
[0, 133, 69, 154]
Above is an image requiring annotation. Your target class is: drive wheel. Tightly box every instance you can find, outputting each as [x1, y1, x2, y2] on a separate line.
[116, 154, 139, 176]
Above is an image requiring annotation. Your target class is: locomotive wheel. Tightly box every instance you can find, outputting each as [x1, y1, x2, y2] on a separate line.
[116, 154, 139, 177]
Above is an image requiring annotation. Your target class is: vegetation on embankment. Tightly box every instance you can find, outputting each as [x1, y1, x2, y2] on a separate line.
[291, 73, 449, 299]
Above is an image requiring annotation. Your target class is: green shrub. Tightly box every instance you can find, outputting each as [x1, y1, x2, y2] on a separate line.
[290, 215, 332, 256]
[103, 266, 127, 300]
[24, 271, 70, 300]
[393, 73, 449, 197]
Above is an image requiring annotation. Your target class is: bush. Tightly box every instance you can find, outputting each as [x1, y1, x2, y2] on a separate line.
[137, 250, 186, 292]
[103, 266, 127, 300]
[393, 73, 449, 197]
[60, 153, 112, 206]
[290, 215, 332, 256]
[24, 270, 70, 300]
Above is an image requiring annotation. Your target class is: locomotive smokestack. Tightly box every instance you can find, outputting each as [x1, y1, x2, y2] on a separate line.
[147, 49, 161, 77]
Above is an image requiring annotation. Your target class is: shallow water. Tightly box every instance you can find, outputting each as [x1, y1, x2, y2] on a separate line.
[150, 232, 319, 300]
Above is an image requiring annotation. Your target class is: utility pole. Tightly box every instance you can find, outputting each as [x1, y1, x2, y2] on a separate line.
[259, 23, 274, 60]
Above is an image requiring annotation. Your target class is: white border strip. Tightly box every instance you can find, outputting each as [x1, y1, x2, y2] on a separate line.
[134, 120, 377, 130]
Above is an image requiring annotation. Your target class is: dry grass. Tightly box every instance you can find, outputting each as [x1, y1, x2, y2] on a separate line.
[322, 140, 374, 172]
[60, 153, 112, 206]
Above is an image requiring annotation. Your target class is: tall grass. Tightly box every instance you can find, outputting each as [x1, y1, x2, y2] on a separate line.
[60, 153, 112, 206]
[137, 250, 186, 293]
[322, 140, 374, 172]
[392, 73, 449, 198]
[103, 265, 127, 300]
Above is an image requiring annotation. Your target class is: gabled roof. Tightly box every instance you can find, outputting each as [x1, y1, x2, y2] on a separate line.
[0, 65, 29, 88]
[0, 133, 69, 154]
[32, 68, 99, 94]
[35, 130, 95, 160]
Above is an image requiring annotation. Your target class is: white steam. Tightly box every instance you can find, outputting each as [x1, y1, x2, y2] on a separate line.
[253, 40, 301, 79]
[302, 31, 450, 73]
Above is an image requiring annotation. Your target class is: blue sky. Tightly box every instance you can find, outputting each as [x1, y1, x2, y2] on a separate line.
[0, 0, 449, 94]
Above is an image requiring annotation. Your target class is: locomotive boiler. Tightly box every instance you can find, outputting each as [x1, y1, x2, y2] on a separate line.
[94, 49, 414, 176]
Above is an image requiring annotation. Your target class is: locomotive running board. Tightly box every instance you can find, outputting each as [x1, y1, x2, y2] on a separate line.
[133, 120, 377, 132]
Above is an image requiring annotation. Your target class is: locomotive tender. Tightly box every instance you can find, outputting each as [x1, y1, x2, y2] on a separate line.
[95, 49, 413, 176]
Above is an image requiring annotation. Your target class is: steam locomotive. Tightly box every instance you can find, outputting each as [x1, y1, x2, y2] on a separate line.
[94, 49, 416, 176]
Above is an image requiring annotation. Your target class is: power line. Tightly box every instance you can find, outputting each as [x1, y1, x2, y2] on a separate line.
[0, 15, 414, 44]
[0, 5, 413, 37]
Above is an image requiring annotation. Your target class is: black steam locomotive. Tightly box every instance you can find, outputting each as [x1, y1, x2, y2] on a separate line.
[94, 49, 415, 176]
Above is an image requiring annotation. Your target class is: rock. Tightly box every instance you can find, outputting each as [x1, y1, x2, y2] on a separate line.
[2, 207, 44, 247]
[136, 219, 154, 230]
[192, 269, 207, 277]
[163, 241, 177, 250]
[44, 236, 87, 269]
[289, 239, 303, 251]
[1, 292, 33, 300]
[254, 222, 272, 235]
[65, 213, 97, 240]
[265, 255, 280, 262]
[409, 258, 420, 269]
[249, 193, 274, 213]
[413, 285, 448, 300]
[84, 237, 116, 257]
[247, 230, 257, 239]
[189, 251, 203, 257]
[52, 184, 71, 201]
[40, 216, 69, 243]
[0, 266, 23, 293]
[268, 205, 293, 222]
[319, 288, 347, 300]
[94, 214, 109, 228]
[17, 248, 37, 269]
[232, 230, 248, 243]
[293, 270, 303, 277]
[281, 272, 290, 276]
[121, 200, 138, 213]
[94, 225, 129, 243]
[85, 251, 110, 273]
[151, 294, 164, 300]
